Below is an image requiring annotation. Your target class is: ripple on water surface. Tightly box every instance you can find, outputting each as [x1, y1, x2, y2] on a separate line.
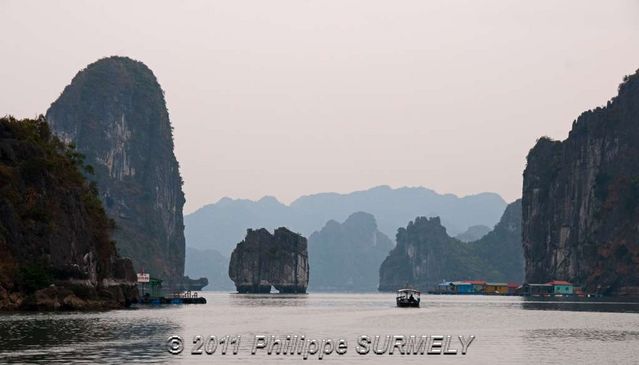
[1, 293, 639, 364]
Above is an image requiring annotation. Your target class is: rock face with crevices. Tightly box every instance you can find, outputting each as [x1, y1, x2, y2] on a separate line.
[523, 70, 639, 295]
[228, 228, 309, 293]
[46, 56, 186, 286]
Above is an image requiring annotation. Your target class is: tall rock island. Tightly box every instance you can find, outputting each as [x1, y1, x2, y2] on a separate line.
[309, 212, 393, 291]
[378, 200, 523, 291]
[523, 70, 639, 295]
[228, 228, 309, 293]
[0, 117, 138, 310]
[46, 57, 186, 286]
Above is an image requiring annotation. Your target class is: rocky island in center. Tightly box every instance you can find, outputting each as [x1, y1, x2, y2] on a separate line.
[228, 228, 309, 293]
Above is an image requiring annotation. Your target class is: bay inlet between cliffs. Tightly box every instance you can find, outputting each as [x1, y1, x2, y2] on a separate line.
[1, 293, 639, 364]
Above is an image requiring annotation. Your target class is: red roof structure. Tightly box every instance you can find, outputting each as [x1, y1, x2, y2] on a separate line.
[464, 280, 486, 285]
[546, 280, 573, 286]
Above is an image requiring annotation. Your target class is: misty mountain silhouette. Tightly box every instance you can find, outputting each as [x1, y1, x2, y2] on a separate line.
[185, 185, 506, 257]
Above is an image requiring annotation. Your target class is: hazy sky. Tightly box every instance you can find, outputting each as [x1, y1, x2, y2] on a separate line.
[2, 1, 639, 213]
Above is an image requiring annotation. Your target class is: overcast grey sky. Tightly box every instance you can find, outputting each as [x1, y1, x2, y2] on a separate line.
[2, 0, 639, 213]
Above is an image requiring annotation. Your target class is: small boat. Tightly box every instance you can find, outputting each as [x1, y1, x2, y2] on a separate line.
[396, 289, 420, 307]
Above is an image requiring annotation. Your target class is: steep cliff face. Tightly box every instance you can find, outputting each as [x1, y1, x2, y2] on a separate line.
[0, 117, 138, 310]
[523, 71, 639, 295]
[379, 217, 483, 291]
[308, 212, 393, 291]
[228, 228, 309, 293]
[378, 200, 523, 291]
[46, 56, 186, 286]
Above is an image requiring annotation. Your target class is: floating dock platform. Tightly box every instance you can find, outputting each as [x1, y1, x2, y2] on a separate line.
[138, 292, 207, 305]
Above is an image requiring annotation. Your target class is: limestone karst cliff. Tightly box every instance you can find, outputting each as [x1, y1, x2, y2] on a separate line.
[0, 117, 138, 310]
[378, 200, 523, 291]
[378, 217, 482, 291]
[523, 70, 639, 295]
[228, 228, 309, 293]
[308, 212, 393, 291]
[46, 56, 186, 286]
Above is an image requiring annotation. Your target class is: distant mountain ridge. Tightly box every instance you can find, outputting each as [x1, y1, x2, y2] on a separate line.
[184, 247, 233, 291]
[185, 185, 506, 257]
[455, 225, 491, 242]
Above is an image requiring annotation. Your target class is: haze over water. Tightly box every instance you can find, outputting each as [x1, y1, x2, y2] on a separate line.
[1, 293, 639, 364]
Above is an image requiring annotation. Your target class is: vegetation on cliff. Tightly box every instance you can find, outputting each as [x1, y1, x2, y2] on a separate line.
[46, 56, 186, 286]
[523, 70, 639, 295]
[0, 117, 137, 310]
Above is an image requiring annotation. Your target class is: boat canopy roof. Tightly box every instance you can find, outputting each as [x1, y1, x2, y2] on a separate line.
[397, 289, 420, 294]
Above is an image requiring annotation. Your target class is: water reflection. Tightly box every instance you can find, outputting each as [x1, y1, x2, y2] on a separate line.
[228, 293, 309, 307]
[0, 311, 180, 363]
[520, 296, 639, 313]
[1, 293, 639, 364]
[528, 328, 639, 342]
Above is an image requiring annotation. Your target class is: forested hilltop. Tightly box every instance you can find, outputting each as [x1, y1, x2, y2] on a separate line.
[0, 117, 137, 310]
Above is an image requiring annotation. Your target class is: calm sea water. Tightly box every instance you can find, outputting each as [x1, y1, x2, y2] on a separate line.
[1, 292, 639, 364]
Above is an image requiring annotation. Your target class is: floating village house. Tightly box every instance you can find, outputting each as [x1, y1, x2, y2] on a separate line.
[436, 280, 516, 295]
[547, 280, 574, 295]
[518, 281, 575, 296]
[437, 281, 477, 294]
[451, 281, 473, 294]
[435, 279, 577, 296]
[437, 281, 454, 293]
[467, 280, 486, 293]
[484, 282, 509, 295]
